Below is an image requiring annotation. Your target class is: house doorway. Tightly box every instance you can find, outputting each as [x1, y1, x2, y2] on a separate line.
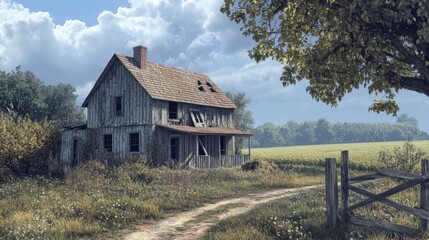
[170, 137, 180, 160]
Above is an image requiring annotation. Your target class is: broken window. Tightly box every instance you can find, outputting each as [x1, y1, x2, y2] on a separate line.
[115, 96, 123, 116]
[104, 134, 113, 152]
[190, 110, 205, 127]
[129, 132, 140, 152]
[169, 101, 178, 119]
[198, 136, 208, 156]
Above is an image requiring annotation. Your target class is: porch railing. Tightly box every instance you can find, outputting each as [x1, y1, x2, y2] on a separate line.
[189, 155, 250, 169]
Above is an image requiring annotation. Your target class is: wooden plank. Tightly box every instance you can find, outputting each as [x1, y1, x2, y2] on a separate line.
[350, 185, 429, 221]
[325, 158, 338, 228]
[421, 159, 429, 231]
[348, 173, 429, 212]
[378, 168, 420, 180]
[350, 217, 420, 236]
[341, 150, 350, 223]
[349, 173, 385, 184]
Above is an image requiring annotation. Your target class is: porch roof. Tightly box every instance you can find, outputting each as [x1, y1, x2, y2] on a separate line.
[158, 125, 252, 136]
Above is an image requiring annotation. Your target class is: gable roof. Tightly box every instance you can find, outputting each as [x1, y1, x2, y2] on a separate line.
[82, 54, 236, 109]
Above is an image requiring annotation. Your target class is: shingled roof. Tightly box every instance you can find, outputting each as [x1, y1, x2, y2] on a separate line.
[82, 48, 236, 109]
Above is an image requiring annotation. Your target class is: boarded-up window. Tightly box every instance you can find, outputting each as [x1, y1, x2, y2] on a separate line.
[190, 110, 205, 127]
[169, 101, 178, 119]
[104, 134, 113, 152]
[129, 132, 140, 152]
[115, 96, 123, 116]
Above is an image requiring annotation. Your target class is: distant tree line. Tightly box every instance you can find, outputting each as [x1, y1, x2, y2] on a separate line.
[252, 115, 429, 148]
[0, 66, 85, 124]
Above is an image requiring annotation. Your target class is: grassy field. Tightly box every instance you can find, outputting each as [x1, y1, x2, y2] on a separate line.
[203, 141, 429, 239]
[203, 180, 428, 240]
[0, 159, 321, 239]
[252, 140, 429, 170]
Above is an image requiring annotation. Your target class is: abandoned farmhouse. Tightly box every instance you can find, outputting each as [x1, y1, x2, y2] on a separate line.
[60, 46, 252, 168]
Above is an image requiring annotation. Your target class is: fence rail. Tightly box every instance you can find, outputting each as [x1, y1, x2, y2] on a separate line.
[325, 151, 429, 235]
[189, 155, 250, 169]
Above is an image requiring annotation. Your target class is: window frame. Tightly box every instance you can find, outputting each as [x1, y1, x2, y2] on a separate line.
[103, 134, 113, 153]
[190, 110, 205, 127]
[114, 96, 124, 116]
[129, 132, 140, 152]
[168, 101, 178, 120]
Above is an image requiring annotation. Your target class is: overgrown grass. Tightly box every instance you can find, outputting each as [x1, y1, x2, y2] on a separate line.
[0, 159, 321, 239]
[252, 140, 429, 170]
[203, 178, 429, 240]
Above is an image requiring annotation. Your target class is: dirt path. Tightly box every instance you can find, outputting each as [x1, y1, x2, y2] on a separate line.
[123, 185, 320, 240]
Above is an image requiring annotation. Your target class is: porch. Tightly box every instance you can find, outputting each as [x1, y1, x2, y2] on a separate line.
[158, 125, 252, 168]
[190, 154, 251, 168]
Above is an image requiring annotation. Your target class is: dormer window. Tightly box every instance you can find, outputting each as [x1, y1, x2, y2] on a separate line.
[190, 110, 205, 127]
[115, 96, 123, 116]
[169, 101, 178, 119]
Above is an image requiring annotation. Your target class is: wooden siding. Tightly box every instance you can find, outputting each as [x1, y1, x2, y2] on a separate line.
[87, 60, 152, 128]
[60, 129, 87, 165]
[152, 100, 234, 128]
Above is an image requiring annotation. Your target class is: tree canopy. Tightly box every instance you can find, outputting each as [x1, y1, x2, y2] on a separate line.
[226, 92, 254, 153]
[0, 66, 84, 124]
[221, 0, 429, 114]
[252, 118, 429, 148]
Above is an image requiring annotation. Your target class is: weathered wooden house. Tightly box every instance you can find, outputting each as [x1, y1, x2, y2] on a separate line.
[61, 46, 252, 168]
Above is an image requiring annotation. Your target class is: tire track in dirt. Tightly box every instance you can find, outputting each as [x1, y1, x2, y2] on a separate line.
[124, 185, 321, 240]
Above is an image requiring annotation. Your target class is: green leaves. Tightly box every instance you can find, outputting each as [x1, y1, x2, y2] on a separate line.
[221, 0, 429, 114]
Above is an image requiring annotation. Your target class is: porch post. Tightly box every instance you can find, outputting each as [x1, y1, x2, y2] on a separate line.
[248, 136, 251, 160]
[232, 136, 236, 155]
[218, 135, 222, 167]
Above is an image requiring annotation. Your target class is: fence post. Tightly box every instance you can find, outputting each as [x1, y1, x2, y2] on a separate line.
[325, 158, 338, 228]
[420, 159, 429, 232]
[341, 150, 350, 224]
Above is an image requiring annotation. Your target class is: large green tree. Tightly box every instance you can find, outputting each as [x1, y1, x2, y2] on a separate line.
[221, 0, 429, 114]
[0, 66, 84, 124]
[226, 92, 254, 153]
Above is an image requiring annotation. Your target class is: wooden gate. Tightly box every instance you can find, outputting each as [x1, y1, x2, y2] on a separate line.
[325, 150, 429, 235]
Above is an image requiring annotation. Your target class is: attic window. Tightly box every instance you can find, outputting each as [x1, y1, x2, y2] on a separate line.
[115, 96, 123, 116]
[197, 80, 202, 85]
[169, 101, 178, 119]
[190, 110, 205, 127]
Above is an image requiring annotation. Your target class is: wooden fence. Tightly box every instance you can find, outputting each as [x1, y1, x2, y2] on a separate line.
[189, 154, 251, 168]
[325, 150, 429, 235]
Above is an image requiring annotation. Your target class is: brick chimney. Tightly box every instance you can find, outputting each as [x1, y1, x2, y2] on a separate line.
[133, 45, 147, 70]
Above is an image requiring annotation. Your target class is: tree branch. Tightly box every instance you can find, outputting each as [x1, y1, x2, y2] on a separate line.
[390, 73, 429, 97]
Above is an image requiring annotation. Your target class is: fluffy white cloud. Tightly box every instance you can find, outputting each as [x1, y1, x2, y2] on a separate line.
[0, 0, 428, 131]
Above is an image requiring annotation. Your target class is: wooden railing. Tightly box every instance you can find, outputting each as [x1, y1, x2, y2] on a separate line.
[325, 150, 429, 236]
[189, 155, 250, 169]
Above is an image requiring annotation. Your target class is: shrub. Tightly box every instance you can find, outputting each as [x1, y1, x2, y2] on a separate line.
[241, 160, 278, 173]
[0, 115, 61, 180]
[378, 141, 427, 174]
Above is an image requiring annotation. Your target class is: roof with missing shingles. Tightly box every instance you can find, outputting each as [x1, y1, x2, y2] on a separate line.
[82, 54, 236, 109]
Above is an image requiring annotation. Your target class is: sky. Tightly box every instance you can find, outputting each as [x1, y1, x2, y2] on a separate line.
[0, 0, 428, 132]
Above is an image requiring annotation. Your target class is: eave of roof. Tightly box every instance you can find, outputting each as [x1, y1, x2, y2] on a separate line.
[158, 124, 252, 136]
